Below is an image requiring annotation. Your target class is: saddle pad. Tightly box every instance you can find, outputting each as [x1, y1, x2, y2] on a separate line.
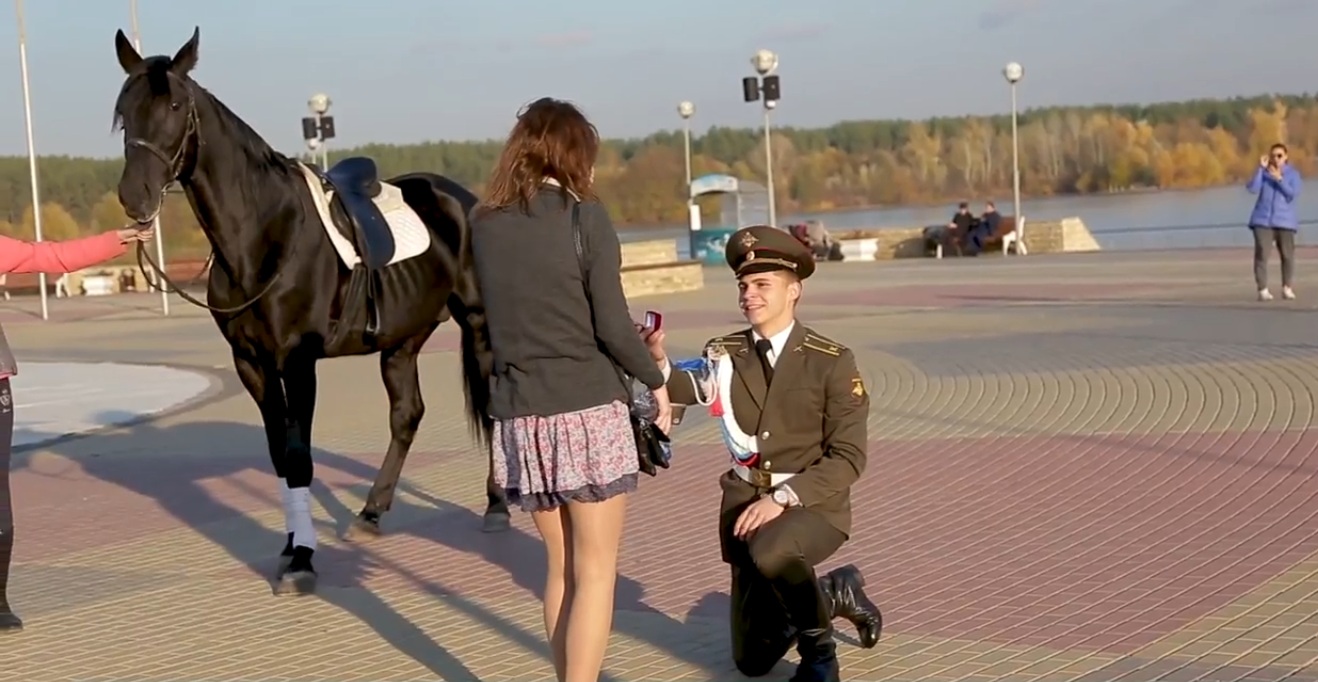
[296, 163, 432, 269]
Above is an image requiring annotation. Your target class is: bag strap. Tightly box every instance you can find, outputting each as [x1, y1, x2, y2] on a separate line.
[571, 202, 636, 403]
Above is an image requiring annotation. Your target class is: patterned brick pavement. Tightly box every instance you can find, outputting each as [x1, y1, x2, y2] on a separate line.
[6, 249, 1318, 681]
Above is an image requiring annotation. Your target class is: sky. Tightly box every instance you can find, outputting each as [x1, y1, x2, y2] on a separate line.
[0, 0, 1312, 159]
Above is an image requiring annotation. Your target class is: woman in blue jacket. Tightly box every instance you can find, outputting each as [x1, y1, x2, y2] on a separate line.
[1247, 143, 1303, 301]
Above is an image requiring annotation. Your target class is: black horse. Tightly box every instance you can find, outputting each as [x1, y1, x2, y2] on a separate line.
[111, 27, 508, 596]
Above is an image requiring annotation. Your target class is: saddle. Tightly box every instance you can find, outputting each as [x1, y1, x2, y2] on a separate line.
[314, 156, 399, 337]
[319, 157, 397, 270]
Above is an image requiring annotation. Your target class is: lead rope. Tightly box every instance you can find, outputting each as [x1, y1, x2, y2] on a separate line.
[135, 240, 283, 315]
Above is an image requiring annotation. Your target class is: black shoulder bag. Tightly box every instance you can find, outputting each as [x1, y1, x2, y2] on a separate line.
[571, 202, 671, 477]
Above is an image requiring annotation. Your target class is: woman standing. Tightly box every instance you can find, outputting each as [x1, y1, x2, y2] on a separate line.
[470, 97, 670, 682]
[1, 225, 155, 633]
[1247, 143, 1303, 301]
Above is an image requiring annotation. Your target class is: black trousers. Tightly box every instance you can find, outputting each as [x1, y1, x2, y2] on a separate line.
[1252, 226, 1296, 290]
[0, 378, 14, 606]
[724, 508, 846, 677]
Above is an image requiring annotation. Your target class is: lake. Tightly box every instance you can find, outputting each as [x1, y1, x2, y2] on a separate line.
[620, 185, 1318, 257]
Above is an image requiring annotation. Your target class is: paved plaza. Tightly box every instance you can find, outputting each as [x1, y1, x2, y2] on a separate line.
[6, 247, 1318, 681]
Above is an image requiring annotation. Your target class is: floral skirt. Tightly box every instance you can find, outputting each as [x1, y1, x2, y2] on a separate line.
[492, 400, 638, 513]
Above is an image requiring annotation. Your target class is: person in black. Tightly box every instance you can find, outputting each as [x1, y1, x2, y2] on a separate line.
[966, 201, 1000, 255]
[946, 202, 978, 255]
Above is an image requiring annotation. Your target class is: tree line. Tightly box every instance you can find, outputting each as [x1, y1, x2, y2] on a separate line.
[0, 92, 1312, 259]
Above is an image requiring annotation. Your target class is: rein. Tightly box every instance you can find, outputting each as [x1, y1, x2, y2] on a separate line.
[125, 72, 294, 316]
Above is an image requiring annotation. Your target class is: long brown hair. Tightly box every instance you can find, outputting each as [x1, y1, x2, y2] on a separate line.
[477, 97, 599, 215]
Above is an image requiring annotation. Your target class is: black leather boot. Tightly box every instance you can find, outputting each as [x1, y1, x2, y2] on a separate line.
[782, 577, 840, 682]
[0, 526, 20, 633]
[821, 564, 882, 649]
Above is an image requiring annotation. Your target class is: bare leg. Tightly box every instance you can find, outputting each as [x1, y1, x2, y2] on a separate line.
[562, 495, 628, 682]
[531, 507, 574, 682]
[347, 328, 433, 541]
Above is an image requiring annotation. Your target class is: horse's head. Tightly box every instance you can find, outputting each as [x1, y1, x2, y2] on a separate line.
[112, 27, 201, 224]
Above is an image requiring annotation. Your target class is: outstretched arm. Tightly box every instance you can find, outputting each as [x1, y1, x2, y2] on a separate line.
[0, 231, 129, 275]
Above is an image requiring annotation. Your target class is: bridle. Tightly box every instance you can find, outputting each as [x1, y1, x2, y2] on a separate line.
[124, 72, 290, 316]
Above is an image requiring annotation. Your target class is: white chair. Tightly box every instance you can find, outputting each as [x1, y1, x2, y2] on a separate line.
[1001, 215, 1028, 255]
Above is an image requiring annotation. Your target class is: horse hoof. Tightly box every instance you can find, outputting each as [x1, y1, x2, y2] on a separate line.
[342, 516, 383, 543]
[274, 569, 317, 596]
[0, 609, 23, 633]
[481, 511, 511, 533]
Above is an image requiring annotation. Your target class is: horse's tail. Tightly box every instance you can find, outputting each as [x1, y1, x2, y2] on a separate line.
[448, 277, 494, 447]
[392, 172, 493, 446]
[437, 194, 494, 448]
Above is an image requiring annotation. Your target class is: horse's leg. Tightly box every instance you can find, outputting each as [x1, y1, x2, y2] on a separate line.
[231, 352, 310, 594]
[482, 444, 510, 532]
[344, 328, 433, 542]
[274, 355, 319, 596]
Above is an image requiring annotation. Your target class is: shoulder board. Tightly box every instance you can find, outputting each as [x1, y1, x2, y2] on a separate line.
[707, 333, 746, 348]
[802, 330, 846, 357]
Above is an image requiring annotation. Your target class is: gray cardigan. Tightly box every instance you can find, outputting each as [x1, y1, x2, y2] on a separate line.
[470, 188, 665, 420]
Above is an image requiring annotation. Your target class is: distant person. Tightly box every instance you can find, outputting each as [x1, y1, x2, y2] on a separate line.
[932, 202, 977, 257]
[804, 220, 844, 262]
[0, 225, 155, 633]
[1247, 143, 1303, 301]
[967, 201, 1001, 255]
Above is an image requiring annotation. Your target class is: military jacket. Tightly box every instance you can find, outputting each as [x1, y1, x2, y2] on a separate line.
[667, 323, 869, 539]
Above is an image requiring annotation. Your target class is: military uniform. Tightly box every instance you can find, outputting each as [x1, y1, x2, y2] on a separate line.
[663, 225, 881, 682]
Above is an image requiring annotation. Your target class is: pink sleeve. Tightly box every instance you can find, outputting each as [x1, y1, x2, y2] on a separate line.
[0, 231, 128, 275]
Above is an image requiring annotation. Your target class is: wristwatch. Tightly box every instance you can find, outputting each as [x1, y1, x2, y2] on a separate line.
[770, 487, 792, 507]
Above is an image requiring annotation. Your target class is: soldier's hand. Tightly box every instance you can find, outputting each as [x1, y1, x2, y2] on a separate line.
[638, 325, 667, 363]
[734, 496, 785, 539]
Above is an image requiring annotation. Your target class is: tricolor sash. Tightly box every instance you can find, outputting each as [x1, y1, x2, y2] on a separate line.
[675, 350, 759, 467]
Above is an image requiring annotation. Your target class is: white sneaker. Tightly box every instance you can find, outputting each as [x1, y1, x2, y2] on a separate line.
[1260, 289, 1275, 301]
[1283, 286, 1296, 300]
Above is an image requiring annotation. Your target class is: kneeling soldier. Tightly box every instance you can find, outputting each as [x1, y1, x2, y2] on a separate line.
[646, 225, 882, 682]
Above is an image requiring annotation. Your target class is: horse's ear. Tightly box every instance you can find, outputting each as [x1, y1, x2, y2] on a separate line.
[169, 26, 200, 75]
[114, 29, 142, 74]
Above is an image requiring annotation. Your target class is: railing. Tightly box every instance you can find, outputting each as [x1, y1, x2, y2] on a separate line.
[1092, 219, 1318, 251]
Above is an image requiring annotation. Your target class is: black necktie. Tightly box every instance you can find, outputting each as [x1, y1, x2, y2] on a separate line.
[754, 338, 775, 385]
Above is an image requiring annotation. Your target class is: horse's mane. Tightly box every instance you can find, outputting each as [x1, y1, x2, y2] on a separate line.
[112, 56, 290, 173]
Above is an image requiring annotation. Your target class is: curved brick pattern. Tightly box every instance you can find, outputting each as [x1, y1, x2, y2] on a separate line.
[6, 250, 1318, 681]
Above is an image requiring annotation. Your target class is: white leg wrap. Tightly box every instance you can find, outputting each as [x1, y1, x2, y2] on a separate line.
[279, 480, 317, 551]
[278, 479, 293, 535]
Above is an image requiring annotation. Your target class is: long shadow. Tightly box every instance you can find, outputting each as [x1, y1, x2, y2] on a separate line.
[17, 418, 510, 680]
[300, 446, 738, 680]
[19, 417, 738, 680]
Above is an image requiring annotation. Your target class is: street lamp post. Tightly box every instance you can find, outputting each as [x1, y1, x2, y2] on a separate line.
[301, 94, 335, 168]
[129, 0, 170, 315]
[14, 0, 46, 320]
[677, 101, 699, 238]
[1003, 61, 1024, 231]
[677, 101, 695, 196]
[743, 49, 781, 227]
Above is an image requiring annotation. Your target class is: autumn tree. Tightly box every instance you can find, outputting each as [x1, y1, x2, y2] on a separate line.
[21, 202, 81, 241]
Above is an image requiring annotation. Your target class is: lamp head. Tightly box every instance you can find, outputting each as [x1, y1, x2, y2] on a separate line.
[1003, 62, 1024, 84]
[308, 93, 331, 115]
[751, 49, 779, 76]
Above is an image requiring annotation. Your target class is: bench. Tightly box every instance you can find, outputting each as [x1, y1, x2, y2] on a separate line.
[838, 238, 878, 261]
[930, 215, 1027, 258]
